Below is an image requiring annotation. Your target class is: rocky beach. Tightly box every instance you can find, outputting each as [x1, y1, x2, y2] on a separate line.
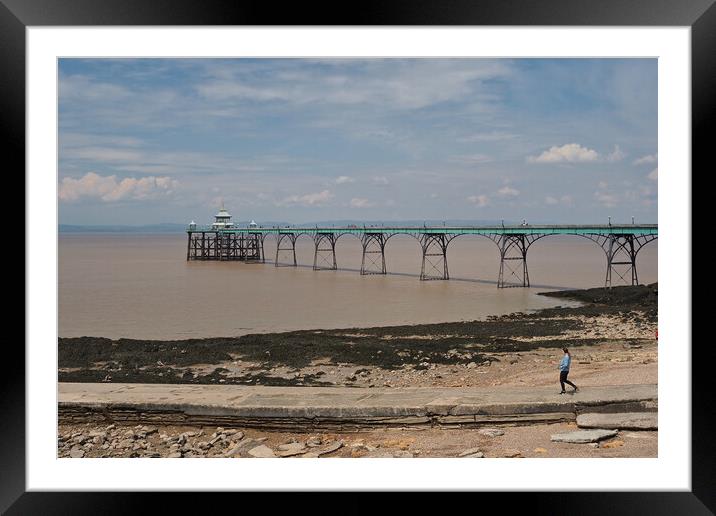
[58, 283, 658, 458]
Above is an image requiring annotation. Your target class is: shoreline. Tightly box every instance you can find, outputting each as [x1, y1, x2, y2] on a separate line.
[59, 283, 657, 388]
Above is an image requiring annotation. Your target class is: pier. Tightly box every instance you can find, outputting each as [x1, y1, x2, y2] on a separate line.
[186, 208, 657, 288]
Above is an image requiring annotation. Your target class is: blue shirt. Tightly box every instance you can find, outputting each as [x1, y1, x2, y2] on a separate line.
[559, 354, 571, 372]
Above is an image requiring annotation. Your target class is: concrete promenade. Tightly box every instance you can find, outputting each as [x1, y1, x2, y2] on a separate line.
[59, 383, 657, 430]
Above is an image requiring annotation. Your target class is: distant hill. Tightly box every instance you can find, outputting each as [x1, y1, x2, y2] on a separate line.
[59, 223, 188, 234]
[59, 219, 515, 233]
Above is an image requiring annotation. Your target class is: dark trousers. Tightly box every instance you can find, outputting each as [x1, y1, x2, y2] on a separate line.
[560, 370, 577, 391]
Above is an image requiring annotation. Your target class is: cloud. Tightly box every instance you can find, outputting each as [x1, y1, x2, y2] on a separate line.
[594, 190, 618, 208]
[633, 153, 657, 165]
[62, 146, 145, 163]
[59, 74, 131, 102]
[60, 134, 303, 177]
[372, 176, 390, 185]
[59, 172, 178, 202]
[648, 168, 658, 181]
[195, 82, 287, 102]
[60, 132, 144, 149]
[458, 131, 517, 142]
[560, 195, 574, 206]
[335, 175, 355, 184]
[195, 59, 512, 110]
[545, 195, 574, 206]
[451, 154, 493, 165]
[277, 190, 333, 207]
[467, 195, 490, 207]
[349, 198, 374, 208]
[606, 144, 625, 162]
[528, 143, 599, 163]
[497, 186, 520, 197]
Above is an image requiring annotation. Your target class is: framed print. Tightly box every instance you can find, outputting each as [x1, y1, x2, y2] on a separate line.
[5, 0, 710, 512]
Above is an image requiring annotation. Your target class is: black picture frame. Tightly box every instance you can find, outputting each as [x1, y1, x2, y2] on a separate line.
[5, 0, 708, 512]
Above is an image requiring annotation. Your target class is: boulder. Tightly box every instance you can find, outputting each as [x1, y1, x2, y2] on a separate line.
[69, 446, 85, 458]
[276, 442, 307, 457]
[248, 445, 276, 458]
[314, 441, 343, 457]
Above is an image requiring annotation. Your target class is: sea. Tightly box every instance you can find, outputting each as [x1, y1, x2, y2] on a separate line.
[58, 233, 657, 340]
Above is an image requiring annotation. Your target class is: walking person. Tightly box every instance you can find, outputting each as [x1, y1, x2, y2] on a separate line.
[559, 348, 578, 394]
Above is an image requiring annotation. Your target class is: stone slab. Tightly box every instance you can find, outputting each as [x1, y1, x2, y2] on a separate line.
[576, 412, 657, 430]
[58, 383, 657, 430]
[550, 429, 619, 443]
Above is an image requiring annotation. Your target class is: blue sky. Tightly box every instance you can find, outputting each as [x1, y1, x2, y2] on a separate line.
[58, 58, 657, 225]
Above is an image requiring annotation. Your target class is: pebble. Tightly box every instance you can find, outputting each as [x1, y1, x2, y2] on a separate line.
[306, 436, 322, 447]
[224, 438, 257, 457]
[600, 440, 624, 449]
[623, 432, 655, 440]
[390, 450, 414, 458]
[503, 449, 523, 458]
[459, 447, 482, 457]
[478, 428, 505, 437]
[362, 451, 397, 458]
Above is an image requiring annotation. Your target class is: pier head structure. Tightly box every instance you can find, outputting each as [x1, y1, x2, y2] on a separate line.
[187, 216, 657, 288]
[186, 206, 263, 262]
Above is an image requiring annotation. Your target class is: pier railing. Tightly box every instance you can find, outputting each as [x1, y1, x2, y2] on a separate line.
[186, 224, 657, 287]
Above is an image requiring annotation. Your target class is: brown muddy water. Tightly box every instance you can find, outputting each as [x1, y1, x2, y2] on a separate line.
[58, 233, 657, 339]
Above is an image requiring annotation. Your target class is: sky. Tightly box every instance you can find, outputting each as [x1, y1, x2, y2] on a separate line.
[58, 58, 657, 226]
